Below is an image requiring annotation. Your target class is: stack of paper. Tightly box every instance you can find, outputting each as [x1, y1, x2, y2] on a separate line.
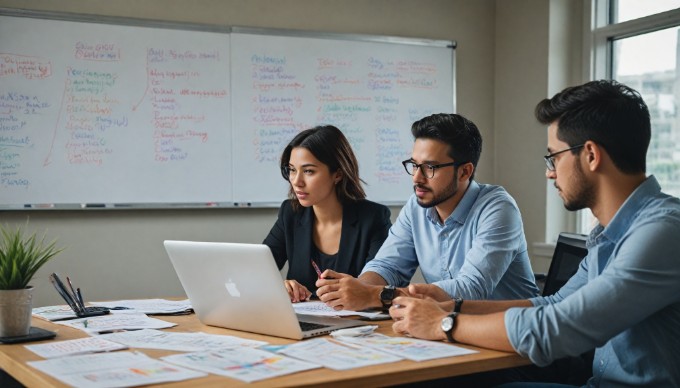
[32, 305, 86, 321]
[54, 313, 176, 335]
[33, 299, 193, 322]
[99, 329, 267, 351]
[91, 299, 193, 315]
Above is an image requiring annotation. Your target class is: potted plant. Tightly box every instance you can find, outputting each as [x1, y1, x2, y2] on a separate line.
[0, 223, 63, 338]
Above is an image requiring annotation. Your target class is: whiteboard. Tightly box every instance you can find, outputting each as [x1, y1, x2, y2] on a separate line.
[0, 13, 232, 207]
[0, 11, 455, 209]
[231, 30, 455, 204]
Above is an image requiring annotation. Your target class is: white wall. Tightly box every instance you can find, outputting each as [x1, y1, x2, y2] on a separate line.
[0, 0, 501, 307]
[493, 0, 584, 272]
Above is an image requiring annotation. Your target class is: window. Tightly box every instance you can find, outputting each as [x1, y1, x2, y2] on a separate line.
[582, 0, 680, 233]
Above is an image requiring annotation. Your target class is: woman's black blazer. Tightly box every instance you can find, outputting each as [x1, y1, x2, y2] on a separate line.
[263, 199, 391, 293]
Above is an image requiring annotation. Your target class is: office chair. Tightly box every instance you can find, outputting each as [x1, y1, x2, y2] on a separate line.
[541, 232, 588, 296]
[536, 232, 593, 385]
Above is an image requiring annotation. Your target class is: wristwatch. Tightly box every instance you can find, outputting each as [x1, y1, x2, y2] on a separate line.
[380, 285, 396, 309]
[454, 297, 464, 313]
[441, 312, 458, 342]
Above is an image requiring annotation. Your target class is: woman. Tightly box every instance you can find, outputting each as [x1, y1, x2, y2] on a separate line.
[263, 125, 392, 302]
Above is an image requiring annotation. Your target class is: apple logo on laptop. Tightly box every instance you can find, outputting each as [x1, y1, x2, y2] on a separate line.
[224, 278, 241, 297]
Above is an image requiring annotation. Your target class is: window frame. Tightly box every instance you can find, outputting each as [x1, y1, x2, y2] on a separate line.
[578, 1, 680, 234]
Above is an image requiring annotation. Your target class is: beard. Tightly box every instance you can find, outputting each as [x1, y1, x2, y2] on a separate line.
[561, 158, 595, 211]
[414, 171, 459, 209]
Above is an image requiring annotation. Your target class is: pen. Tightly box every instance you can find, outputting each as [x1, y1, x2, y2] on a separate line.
[76, 287, 85, 308]
[49, 273, 81, 313]
[67, 277, 85, 311]
[311, 259, 322, 278]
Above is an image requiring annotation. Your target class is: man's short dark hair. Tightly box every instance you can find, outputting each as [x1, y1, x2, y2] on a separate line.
[535, 80, 651, 174]
[411, 113, 482, 181]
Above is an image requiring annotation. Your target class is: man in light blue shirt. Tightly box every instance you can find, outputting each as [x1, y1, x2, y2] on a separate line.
[316, 113, 539, 311]
[391, 80, 680, 386]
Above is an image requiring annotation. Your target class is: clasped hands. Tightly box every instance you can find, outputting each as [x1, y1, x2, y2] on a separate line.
[314, 270, 453, 340]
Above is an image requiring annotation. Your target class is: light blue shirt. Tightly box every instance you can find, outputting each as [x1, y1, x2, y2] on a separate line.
[506, 176, 680, 386]
[362, 181, 539, 299]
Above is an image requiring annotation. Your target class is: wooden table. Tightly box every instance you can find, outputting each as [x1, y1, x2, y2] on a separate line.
[1, 314, 530, 387]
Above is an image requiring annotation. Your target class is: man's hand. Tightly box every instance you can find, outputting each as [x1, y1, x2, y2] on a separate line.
[283, 280, 312, 303]
[315, 269, 382, 311]
[390, 296, 449, 341]
[407, 283, 452, 302]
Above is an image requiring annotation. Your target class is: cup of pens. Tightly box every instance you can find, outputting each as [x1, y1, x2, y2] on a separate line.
[49, 273, 110, 318]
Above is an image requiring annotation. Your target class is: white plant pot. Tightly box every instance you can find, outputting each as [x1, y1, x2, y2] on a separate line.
[0, 287, 33, 337]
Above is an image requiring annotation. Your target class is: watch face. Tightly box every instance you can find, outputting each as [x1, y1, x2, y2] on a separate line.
[441, 316, 453, 332]
[381, 286, 395, 302]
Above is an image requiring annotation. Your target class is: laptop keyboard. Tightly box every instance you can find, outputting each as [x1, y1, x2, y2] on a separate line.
[299, 321, 331, 331]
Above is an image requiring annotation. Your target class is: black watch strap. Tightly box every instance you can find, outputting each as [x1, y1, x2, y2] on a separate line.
[454, 297, 464, 313]
[442, 312, 458, 342]
[380, 285, 396, 309]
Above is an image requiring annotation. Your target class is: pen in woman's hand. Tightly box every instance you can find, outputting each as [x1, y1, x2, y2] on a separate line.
[311, 259, 322, 278]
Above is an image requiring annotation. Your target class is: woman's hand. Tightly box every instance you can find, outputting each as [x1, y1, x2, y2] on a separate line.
[284, 279, 312, 303]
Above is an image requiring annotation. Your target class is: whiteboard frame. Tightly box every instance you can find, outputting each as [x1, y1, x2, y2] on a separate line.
[0, 8, 456, 210]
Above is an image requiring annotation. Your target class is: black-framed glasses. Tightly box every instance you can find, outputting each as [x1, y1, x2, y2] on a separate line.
[401, 159, 465, 179]
[543, 144, 584, 171]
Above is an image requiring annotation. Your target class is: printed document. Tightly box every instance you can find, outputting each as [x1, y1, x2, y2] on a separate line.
[28, 351, 206, 387]
[25, 337, 127, 358]
[100, 328, 267, 351]
[335, 332, 479, 361]
[162, 347, 319, 383]
[279, 337, 402, 370]
[55, 313, 176, 335]
[293, 301, 382, 318]
[91, 298, 193, 315]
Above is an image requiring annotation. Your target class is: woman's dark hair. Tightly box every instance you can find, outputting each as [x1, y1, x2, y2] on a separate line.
[280, 125, 366, 210]
[411, 113, 482, 181]
[535, 80, 651, 174]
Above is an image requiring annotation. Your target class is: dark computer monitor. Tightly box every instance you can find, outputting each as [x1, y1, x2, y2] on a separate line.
[542, 233, 588, 297]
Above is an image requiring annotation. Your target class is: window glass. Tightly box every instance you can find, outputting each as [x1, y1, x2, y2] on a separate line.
[611, 0, 680, 23]
[612, 27, 680, 198]
[581, 13, 680, 233]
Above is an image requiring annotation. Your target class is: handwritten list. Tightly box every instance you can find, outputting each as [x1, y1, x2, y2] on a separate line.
[231, 32, 453, 203]
[0, 15, 232, 205]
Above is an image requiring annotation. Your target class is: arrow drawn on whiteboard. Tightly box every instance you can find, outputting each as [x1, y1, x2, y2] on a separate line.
[131, 49, 150, 111]
[44, 76, 70, 167]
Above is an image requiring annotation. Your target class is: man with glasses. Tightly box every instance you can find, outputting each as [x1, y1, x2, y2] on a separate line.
[315, 113, 539, 312]
[390, 81, 680, 386]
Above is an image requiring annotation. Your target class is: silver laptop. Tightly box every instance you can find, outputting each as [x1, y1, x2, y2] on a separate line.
[164, 240, 364, 340]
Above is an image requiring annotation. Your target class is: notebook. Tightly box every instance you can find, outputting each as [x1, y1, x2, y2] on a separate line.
[164, 240, 364, 340]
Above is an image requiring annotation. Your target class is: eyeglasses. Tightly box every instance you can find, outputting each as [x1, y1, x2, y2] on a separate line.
[401, 159, 465, 179]
[543, 144, 584, 171]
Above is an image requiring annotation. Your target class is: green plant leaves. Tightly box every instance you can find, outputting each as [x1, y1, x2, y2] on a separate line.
[0, 224, 63, 290]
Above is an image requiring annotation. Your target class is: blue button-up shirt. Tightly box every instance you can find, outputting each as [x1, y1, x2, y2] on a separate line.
[362, 181, 539, 300]
[506, 176, 680, 386]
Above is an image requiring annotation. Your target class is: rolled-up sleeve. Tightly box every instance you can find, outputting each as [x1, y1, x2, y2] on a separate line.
[506, 218, 680, 366]
[361, 203, 419, 287]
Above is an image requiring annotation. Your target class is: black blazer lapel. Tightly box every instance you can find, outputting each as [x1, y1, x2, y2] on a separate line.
[293, 206, 314, 269]
[336, 202, 360, 274]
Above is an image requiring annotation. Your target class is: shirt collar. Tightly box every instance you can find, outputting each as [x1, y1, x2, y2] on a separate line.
[592, 175, 660, 245]
[426, 180, 480, 226]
